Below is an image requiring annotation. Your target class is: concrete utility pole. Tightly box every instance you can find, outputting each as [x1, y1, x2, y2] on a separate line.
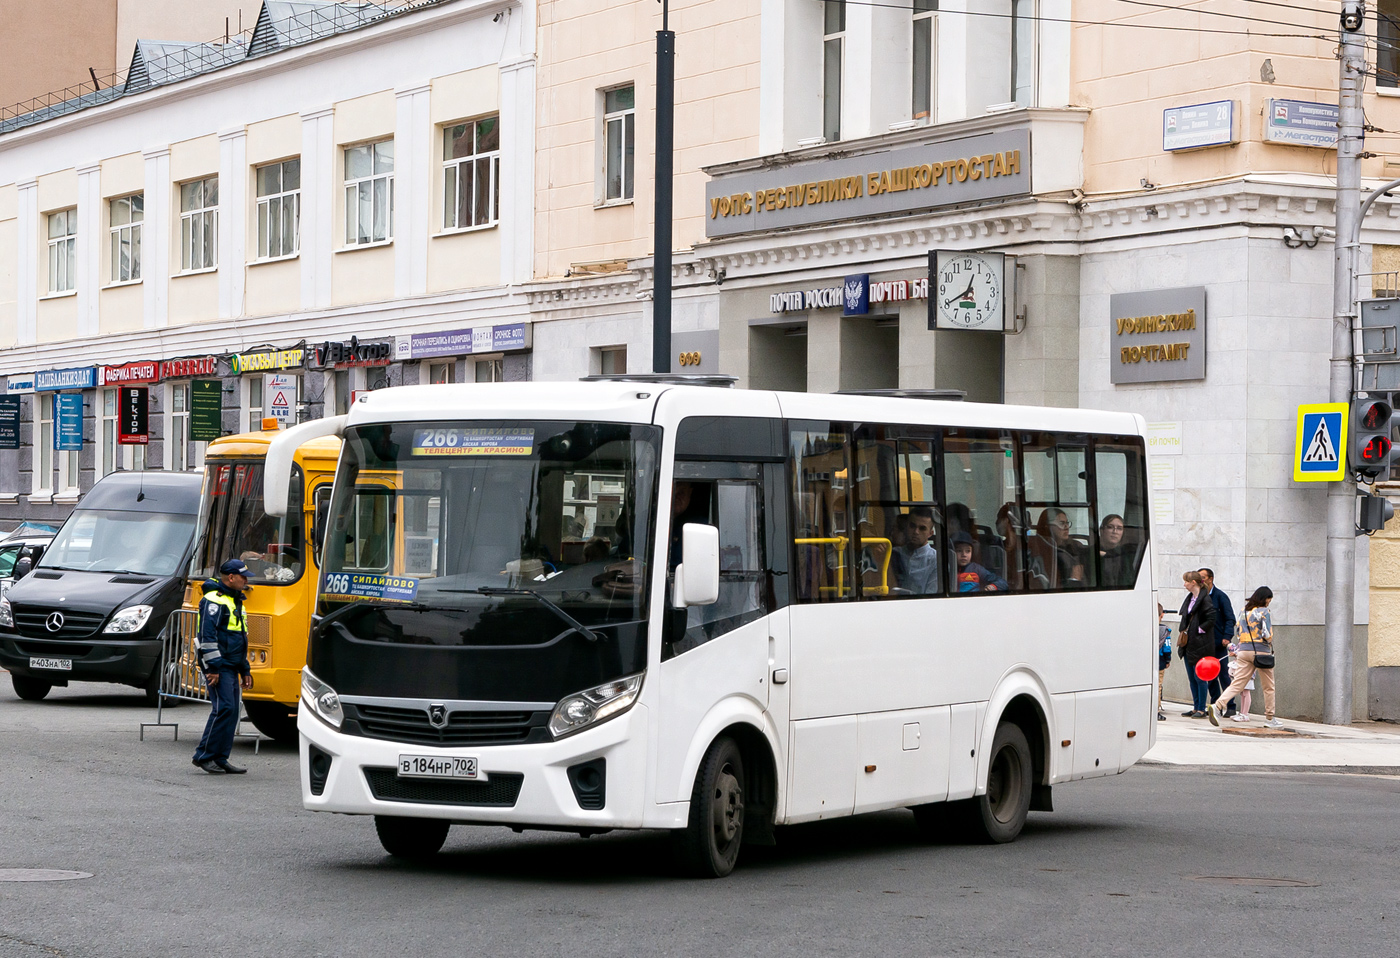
[1326, 1, 1367, 725]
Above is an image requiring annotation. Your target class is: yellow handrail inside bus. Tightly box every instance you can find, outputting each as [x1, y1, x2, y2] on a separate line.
[794, 536, 893, 595]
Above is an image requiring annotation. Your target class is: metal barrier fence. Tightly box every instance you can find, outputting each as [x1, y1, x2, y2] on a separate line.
[139, 609, 264, 751]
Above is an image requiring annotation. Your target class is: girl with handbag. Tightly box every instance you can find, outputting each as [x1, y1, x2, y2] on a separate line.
[1209, 587, 1281, 729]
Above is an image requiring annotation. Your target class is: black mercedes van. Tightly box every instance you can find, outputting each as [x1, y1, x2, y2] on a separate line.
[0, 471, 203, 703]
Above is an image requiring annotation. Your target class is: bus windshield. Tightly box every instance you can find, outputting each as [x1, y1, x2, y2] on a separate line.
[311, 420, 659, 701]
[194, 461, 305, 585]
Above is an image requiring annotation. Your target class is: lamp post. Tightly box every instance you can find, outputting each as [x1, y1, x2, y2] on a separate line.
[652, 0, 674, 373]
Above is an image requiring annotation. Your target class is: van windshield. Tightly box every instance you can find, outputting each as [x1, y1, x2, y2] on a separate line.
[40, 511, 195, 576]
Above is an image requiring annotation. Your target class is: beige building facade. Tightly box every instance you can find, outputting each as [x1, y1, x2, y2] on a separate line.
[6, 0, 1400, 717]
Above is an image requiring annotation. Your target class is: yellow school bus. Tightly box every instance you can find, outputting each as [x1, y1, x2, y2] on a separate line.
[184, 423, 340, 741]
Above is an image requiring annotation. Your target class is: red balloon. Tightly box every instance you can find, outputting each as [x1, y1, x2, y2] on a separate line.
[1195, 657, 1221, 682]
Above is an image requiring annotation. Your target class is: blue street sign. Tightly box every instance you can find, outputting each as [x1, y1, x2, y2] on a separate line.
[1294, 403, 1346, 482]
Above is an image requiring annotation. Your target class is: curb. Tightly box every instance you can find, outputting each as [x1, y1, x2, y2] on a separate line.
[1137, 761, 1400, 776]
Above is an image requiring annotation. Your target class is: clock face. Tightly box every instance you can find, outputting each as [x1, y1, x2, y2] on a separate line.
[935, 253, 1004, 330]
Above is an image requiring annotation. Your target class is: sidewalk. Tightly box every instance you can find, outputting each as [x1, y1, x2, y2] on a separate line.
[1142, 701, 1400, 771]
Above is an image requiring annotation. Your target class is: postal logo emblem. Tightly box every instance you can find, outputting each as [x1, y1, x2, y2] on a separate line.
[428, 704, 448, 729]
[46, 612, 65, 632]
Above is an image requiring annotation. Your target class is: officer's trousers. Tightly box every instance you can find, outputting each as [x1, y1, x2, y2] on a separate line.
[193, 668, 241, 763]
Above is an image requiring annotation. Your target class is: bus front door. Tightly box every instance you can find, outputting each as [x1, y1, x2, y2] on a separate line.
[654, 464, 783, 805]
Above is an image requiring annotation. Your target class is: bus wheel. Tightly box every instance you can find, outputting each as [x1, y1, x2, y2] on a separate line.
[11, 673, 51, 701]
[374, 816, 450, 860]
[244, 701, 300, 743]
[673, 735, 746, 878]
[970, 722, 1033, 844]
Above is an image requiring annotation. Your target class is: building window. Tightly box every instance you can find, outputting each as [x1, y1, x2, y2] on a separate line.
[823, 1, 845, 142]
[180, 176, 218, 271]
[475, 358, 504, 383]
[169, 382, 203, 471]
[428, 362, 455, 384]
[912, 1, 937, 121]
[443, 116, 500, 230]
[603, 86, 635, 202]
[246, 376, 263, 432]
[36, 395, 53, 495]
[598, 346, 627, 376]
[101, 388, 117, 476]
[59, 444, 79, 495]
[256, 158, 301, 259]
[345, 140, 394, 246]
[1382, 1, 1400, 88]
[1011, 0, 1037, 107]
[47, 209, 77, 294]
[109, 193, 143, 283]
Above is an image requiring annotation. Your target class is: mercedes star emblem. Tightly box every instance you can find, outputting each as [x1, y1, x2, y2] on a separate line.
[45, 612, 65, 632]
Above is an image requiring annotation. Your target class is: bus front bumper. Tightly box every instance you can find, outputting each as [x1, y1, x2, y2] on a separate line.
[298, 703, 650, 830]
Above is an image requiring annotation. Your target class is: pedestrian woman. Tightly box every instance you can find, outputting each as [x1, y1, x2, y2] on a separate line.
[1178, 570, 1217, 717]
[1210, 587, 1282, 729]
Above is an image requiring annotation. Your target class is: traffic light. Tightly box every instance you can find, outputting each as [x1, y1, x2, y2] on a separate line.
[1350, 396, 1394, 480]
[1359, 494, 1395, 534]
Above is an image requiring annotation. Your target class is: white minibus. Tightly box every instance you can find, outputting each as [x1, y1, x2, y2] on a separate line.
[266, 380, 1156, 876]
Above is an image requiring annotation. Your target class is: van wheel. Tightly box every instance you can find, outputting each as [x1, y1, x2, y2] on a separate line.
[673, 735, 746, 878]
[142, 667, 162, 707]
[969, 722, 1033, 844]
[11, 674, 51, 701]
[374, 816, 450, 860]
[244, 701, 299, 743]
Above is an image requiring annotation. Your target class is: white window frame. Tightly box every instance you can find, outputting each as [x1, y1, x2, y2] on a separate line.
[256, 158, 301, 260]
[344, 140, 395, 247]
[912, 1, 938, 122]
[168, 381, 205, 471]
[1011, 0, 1039, 108]
[34, 395, 54, 495]
[59, 442, 80, 496]
[180, 175, 218, 272]
[442, 116, 501, 232]
[47, 209, 77, 294]
[823, 1, 846, 143]
[100, 387, 118, 477]
[474, 356, 504, 383]
[600, 85, 635, 204]
[245, 376, 264, 433]
[427, 361, 456, 385]
[108, 193, 143, 285]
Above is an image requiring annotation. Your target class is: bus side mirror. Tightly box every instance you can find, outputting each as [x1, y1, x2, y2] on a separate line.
[673, 523, 720, 607]
[312, 497, 330, 561]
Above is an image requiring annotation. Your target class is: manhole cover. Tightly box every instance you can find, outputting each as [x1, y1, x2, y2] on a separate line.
[1190, 876, 1315, 888]
[0, 869, 93, 882]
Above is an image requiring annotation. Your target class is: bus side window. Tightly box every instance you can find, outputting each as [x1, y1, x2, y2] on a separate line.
[311, 485, 332, 568]
[942, 430, 1022, 594]
[1093, 438, 1149, 589]
[790, 424, 852, 602]
[852, 425, 942, 598]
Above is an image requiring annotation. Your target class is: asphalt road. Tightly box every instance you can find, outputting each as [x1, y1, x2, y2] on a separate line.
[1, 680, 1396, 958]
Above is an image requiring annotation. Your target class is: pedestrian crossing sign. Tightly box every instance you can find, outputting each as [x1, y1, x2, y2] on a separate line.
[1294, 403, 1347, 482]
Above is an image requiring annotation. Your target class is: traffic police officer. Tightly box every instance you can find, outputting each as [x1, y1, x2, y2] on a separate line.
[192, 559, 254, 774]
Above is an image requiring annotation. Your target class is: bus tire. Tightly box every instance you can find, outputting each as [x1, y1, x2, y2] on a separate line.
[968, 722, 1033, 844]
[374, 816, 450, 860]
[673, 735, 746, 878]
[11, 673, 51, 701]
[244, 701, 300, 743]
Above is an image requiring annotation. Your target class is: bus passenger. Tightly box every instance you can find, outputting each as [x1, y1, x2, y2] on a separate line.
[1099, 514, 1131, 587]
[953, 533, 1008, 593]
[1034, 507, 1086, 587]
[897, 506, 940, 595]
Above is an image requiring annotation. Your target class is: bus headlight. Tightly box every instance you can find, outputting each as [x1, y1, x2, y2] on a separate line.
[301, 668, 344, 729]
[103, 605, 153, 634]
[0, 598, 12, 628]
[549, 673, 643, 739]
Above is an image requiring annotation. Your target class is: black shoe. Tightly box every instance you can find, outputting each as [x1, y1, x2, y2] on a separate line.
[1190, 711, 1207, 718]
[197, 759, 226, 774]
[1157, 712, 1167, 721]
[1181, 710, 1195, 717]
[216, 760, 246, 774]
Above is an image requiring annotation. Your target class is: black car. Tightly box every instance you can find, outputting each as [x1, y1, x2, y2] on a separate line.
[0, 471, 203, 703]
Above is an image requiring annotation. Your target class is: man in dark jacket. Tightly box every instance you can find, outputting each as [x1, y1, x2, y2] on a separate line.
[191, 559, 253, 774]
[1199, 568, 1237, 715]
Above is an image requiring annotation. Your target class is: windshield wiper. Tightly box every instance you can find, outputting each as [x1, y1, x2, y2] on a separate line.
[315, 599, 434, 630]
[441, 587, 601, 643]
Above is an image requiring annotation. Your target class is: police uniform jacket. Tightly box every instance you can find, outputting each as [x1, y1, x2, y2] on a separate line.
[198, 578, 251, 676]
